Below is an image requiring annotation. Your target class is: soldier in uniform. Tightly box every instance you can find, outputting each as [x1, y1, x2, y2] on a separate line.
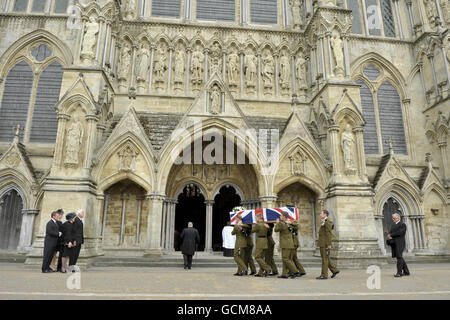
[251, 214, 271, 277]
[265, 223, 278, 276]
[231, 215, 249, 276]
[290, 218, 306, 277]
[244, 224, 257, 275]
[275, 212, 300, 278]
[316, 210, 340, 280]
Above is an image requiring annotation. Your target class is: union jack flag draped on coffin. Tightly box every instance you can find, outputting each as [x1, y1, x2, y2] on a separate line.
[229, 207, 299, 224]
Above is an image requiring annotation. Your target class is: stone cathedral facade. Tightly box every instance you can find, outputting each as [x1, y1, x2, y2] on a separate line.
[0, 0, 448, 267]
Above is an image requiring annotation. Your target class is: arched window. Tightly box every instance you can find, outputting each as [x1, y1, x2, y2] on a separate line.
[380, 0, 396, 37]
[357, 64, 408, 155]
[0, 61, 34, 142]
[0, 44, 63, 143]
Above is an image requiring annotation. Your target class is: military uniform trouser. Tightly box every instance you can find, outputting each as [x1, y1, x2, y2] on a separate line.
[265, 245, 278, 273]
[292, 247, 305, 274]
[281, 248, 298, 276]
[234, 247, 247, 273]
[254, 248, 270, 274]
[244, 246, 256, 273]
[320, 247, 338, 278]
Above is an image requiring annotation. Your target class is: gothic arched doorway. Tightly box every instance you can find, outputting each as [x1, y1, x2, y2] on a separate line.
[0, 189, 24, 250]
[382, 197, 403, 252]
[175, 184, 206, 251]
[102, 179, 148, 248]
[212, 185, 241, 251]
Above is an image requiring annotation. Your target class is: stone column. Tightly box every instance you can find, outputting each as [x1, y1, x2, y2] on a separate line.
[186, 47, 192, 93]
[101, 194, 109, 245]
[418, 62, 428, 103]
[167, 45, 174, 92]
[144, 194, 165, 256]
[274, 52, 279, 96]
[51, 114, 70, 171]
[328, 124, 341, 182]
[343, 34, 351, 77]
[139, 0, 145, 17]
[205, 200, 214, 252]
[428, 53, 440, 100]
[83, 114, 99, 175]
[353, 126, 369, 183]
[291, 53, 296, 92]
[101, 21, 111, 68]
[257, 50, 262, 98]
[438, 141, 448, 185]
[95, 17, 105, 62]
[136, 195, 145, 245]
[361, 0, 370, 36]
[130, 44, 138, 90]
[326, 32, 334, 78]
[419, 216, 427, 249]
[107, 33, 116, 71]
[319, 35, 327, 80]
[161, 200, 168, 249]
[119, 194, 129, 245]
[406, 0, 415, 36]
[17, 209, 40, 252]
[441, 46, 450, 87]
[77, 17, 87, 63]
[402, 215, 415, 252]
[204, 48, 209, 84]
[113, 42, 120, 76]
[148, 44, 156, 89]
[168, 199, 177, 251]
[222, 50, 227, 82]
[239, 50, 244, 95]
[392, 0, 403, 39]
[435, 0, 444, 24]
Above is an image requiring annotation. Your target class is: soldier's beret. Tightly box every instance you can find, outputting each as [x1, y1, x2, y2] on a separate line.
[281, 211, 289, 218]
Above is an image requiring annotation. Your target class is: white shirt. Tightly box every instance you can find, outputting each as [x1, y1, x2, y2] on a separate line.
[222, 226, 236, 249]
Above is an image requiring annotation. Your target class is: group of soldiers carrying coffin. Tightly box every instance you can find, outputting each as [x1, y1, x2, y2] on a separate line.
[232, 210, 340, 279]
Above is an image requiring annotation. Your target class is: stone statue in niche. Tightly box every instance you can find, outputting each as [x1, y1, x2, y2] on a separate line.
[424, 0, 438, 25]
[341, 124, 357, 174]
[125, 0, 136, 19]
[330, 29, 345, 77]
[289, 0, 303, 30]
[209, 42, 222, 75]
[136, 44, 150, 82]
[119, 144, 138, 171]
[290, 149, 306, 176]
[295, 54, 307, 89]
[80, 16, 99, 63]
[244, 49, 257, 88]
[118, 44, 131, 80]
[173, 46, 186, 84]
[279, 52, 291, 89]
[262, 50, 274, 88]
[209, 85, 222, 115]
[191, 45, 204, 86]
[440, 0, 450, 24]
[153, 44, 167, 83]
[64, 116, 84, 166]
[227, 49, 239, 86]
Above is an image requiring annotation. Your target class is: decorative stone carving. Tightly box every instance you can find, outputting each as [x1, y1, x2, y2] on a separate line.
[119, 143, 138, 171]
[424, 0, 438, 25]
[209, 84, 222, 115]
[244, 49, 257, 95]
[80, 16, 99, 64]
[118, 44, 131, 80]
[153, 43, 167, 88]
[330, 29, 345, 78]
[191, 44, 204, 88]
[173, 45, 186, 85]
[64, 116, 84, 166]
[204, 165, 216, 189]
[125, 0, 136, 20]
[227, 48, 240, 87]
[341, 124, 357, 174]
[209, 42, 222, 75]
[289, 149, 307, 176]
[136, 44, 150, 88]
[290, 0, 303, 30]
[440, 0, 450, 24]
[295, 54, 307, 89]
[262, 49, 274, 95]
[279, 52, 291, 90]
[444, 34, 450, 62]
[4, 151, 20, 168]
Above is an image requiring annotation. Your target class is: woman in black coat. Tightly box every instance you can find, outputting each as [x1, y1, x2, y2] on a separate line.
[61, 213, 77, 273]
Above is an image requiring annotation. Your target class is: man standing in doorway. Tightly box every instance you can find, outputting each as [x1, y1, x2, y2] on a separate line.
[387, 213, 410, 277]
[72, 209, 84, 268]
[180, 222, 200, 270]
[316, 210, 339, 280]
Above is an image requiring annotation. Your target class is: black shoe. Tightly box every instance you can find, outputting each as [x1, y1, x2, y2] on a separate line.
[234, 272, 244, 276]
[394, 273, 403, 277]
[188, 267, 191, 270]
[254, 273, 264, 277]
[298, 272, 306, 277]
[316, 276, 327, 280]
[277, 275, 289, 279]
[249, 271, 256, 275]
[292, 272, 301, 278]
[184, 266, 187, 269]
[42, 269, 51, 273]
[331, 270, 340, 278]
[268, 272, 278, 276]
[233, 272, 240, 276]
[403, 272, 410, 276]
[243, 270, 248, 276]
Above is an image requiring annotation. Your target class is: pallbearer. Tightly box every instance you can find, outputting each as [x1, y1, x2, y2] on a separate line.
[231, 215, 249, 276]
[290, 217, 306, 277]
[275, 212, 299, 279]
[251, 214, 271, 277]
[244, 224, 257, 275]
[265, 223, 278, 276]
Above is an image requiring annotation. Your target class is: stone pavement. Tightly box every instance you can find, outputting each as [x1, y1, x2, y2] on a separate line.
[0, 262, 449, 300]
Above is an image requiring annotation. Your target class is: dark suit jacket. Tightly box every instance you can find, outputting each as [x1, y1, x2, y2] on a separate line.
[72, 216, 84, 244]
[180, 227, 200, 255]
[388, 222, 406, 258]
[61, 221, 75, 246]
[56, 220, 63, 250]
[44, 220, 60, 248]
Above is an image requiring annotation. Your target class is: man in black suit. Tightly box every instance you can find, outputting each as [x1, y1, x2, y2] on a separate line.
[180, 222, 200, 270]
[41, 211, 62, 273]
[72, 209, 84, 266]
[55, 209, 64, 272]
[387, 213, 410, 277]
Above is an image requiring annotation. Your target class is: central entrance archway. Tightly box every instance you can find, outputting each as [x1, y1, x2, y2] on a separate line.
[212, 185, 241, 251]
[175, 184, 206, 251]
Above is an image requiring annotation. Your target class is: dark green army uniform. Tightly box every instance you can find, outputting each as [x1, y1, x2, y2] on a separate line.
[264, 225, 278, 274]
[274, 221, 298, 276]
[231, 224, 248, 273]
[318, 218, 338, 278]
[251, 221, 271, 275]
[244, 227, 257, 274]
[290, 220, 306, 274]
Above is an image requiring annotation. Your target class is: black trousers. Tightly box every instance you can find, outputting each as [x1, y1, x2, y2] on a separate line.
[41, 243, 57, 272]
[396, 256, 409, 275]
[183, 254, 193, 268]
[73, 244, 82, 265]
[57, 248, 63, 270]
